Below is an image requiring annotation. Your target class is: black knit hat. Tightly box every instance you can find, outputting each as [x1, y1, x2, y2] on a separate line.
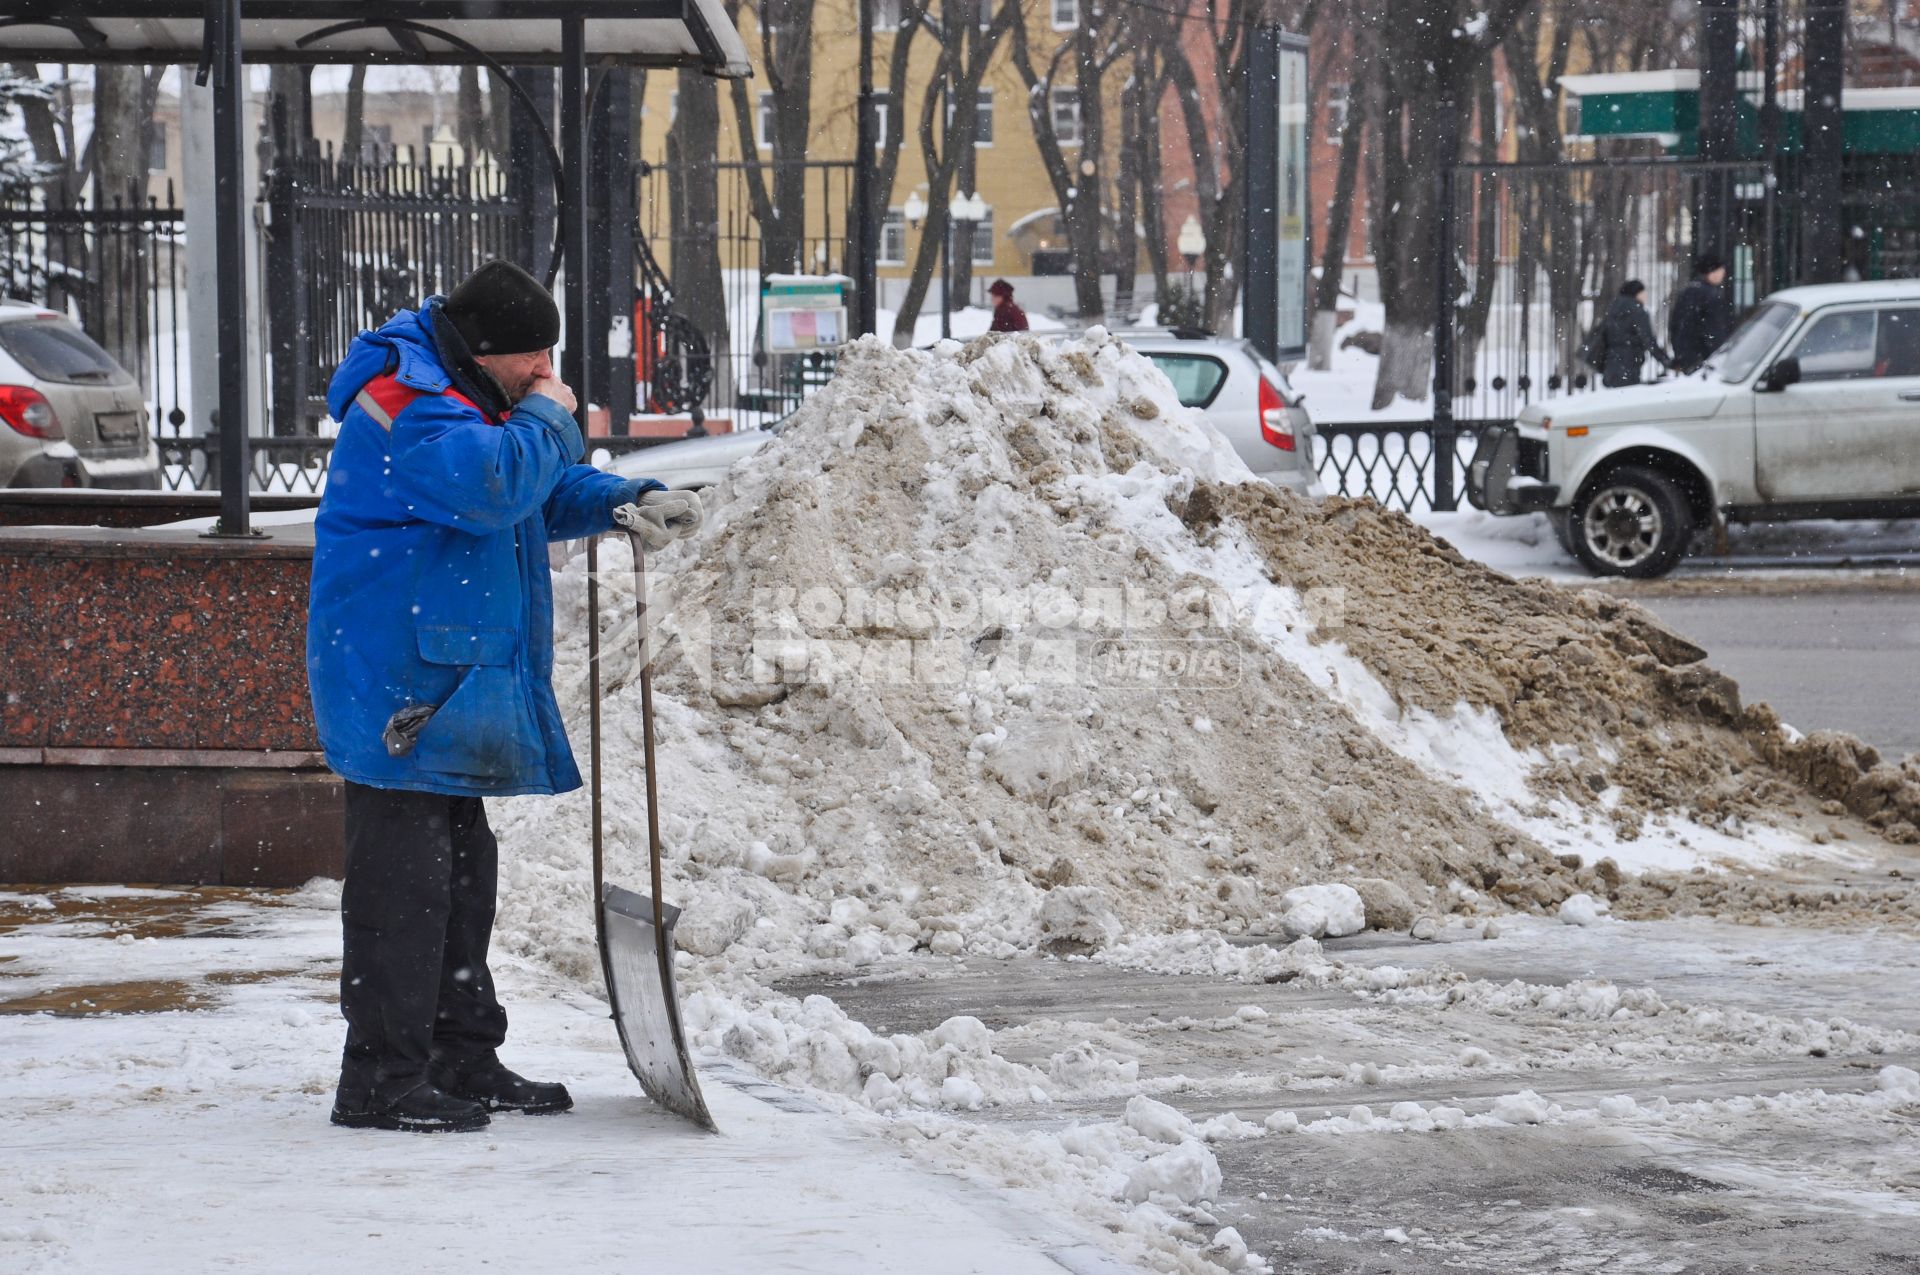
[443, 260, 560, 355]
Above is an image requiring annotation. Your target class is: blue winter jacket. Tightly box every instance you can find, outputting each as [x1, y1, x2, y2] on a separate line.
[307, 298, 657, 797]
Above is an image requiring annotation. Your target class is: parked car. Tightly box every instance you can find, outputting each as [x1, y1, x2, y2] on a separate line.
[603, 425, 777, 492]
[607, 329, 1322, 497]
[0, 299, 160, 489]
[1467, 280, 1920, 578]
[1111, 328, 1321, 496]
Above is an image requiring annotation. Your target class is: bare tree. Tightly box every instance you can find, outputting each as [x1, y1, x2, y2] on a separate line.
[669, 66, 732, 392]
[342, 64, 368, 160]
[12, 63, 82, 206]
[1309, 25, 1367, 368]
[456, 66, 488, 161]
[1363, 0, 1529, 410]
[1154, 0, 1323, 334]
[949, 0, 982, 309]
[90, 65, 157, 382]
[1010, 0, 1133, 327]
[727, 0, 816, 276]
[891, 0, 1020, 344]
[0, 66, 52, 204]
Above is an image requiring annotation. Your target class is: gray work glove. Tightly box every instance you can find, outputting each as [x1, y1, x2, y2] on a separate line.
[613, 487, 704, 552]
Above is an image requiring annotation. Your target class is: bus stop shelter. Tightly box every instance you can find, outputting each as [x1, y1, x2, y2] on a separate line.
[0, 0, 752, 537]
[0, 4, 749, 887]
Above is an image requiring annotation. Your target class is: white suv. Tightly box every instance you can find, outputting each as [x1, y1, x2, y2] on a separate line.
[1468, 280, 1920, 577]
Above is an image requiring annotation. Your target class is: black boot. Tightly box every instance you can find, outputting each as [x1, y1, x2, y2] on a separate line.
[431, 1055, 573, 1115]
[331, 1078, 491, 1133]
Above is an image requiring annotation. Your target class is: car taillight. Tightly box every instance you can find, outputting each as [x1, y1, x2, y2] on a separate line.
[1257, 375, 1295, 451]
[0, 385, 62, 439]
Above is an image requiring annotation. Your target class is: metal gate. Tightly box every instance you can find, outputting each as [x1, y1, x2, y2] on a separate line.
[263, 152, 527, 435]
[1445, 159, 1774, 426]
[0, 181, 188, 436]
[634, 159, 856, 425]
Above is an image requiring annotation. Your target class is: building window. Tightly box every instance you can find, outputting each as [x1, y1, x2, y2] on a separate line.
[756, 92, 775, 149]
[880, 209, 907, 265]
[1323, 83, 1349, 139]
[951, 206, 994, 265]
[873, 92, 893, 150]
[1052, 0, 1078, 29]
[147, 123, 167, 171]
[945, 88, 993, 145]
[1050, 87, 1082, 145]
[874, 0, 901, 30]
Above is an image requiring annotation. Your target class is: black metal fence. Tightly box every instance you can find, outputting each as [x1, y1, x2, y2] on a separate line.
[0, 181, 190, 436]
[636, 159, 857, 425]
[263, 152, 529, 436]
[1447, 159, 1773, 426]
[1311, 423, 1483, 514]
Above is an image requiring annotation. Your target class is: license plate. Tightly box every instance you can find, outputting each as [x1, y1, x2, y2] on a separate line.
[95, 411, 141, 443]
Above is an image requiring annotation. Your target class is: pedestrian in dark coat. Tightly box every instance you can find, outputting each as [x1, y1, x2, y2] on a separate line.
[1589, 280, 1673, 388]
[309, 260, 704, 1134]
[1668, 253, 1734, 371]
[988, 278, 1029, 333]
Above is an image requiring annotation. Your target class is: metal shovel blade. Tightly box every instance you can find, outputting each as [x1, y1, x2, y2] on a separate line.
[598, 882, 719, 1132]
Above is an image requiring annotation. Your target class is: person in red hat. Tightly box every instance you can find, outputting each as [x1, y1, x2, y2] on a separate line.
[988, 279, 1029, 333]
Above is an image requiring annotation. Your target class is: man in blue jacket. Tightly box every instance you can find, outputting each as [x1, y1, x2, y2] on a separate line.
[308, 261, 702, 1133]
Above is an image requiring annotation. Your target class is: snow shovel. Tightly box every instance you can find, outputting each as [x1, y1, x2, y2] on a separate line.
[586, 532, 719, 1133]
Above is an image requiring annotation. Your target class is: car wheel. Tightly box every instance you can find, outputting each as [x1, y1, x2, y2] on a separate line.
[1569, 465, 1691, 578]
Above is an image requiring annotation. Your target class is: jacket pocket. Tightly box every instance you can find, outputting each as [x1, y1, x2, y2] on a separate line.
[410, 626, 531, 779]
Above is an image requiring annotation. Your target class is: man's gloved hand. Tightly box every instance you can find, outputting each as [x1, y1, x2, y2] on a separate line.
[614, 487, 704, 552]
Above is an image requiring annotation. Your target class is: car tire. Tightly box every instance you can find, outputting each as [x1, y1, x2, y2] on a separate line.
[1569, 464, 1692, 578]
[1546, 509, 1574, 555]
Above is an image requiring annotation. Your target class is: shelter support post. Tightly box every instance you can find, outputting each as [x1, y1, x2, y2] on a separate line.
[205, 0, 256, 538]
[560, 18, 590, 437]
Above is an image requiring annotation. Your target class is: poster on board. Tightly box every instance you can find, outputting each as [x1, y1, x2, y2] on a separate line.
[1275, 33, 1309, 362]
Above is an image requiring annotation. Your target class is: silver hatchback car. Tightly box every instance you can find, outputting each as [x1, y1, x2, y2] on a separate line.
[1114, 328, 1321, 495]
[0, 300, 160, 489]
[608, 329, 1321, 497]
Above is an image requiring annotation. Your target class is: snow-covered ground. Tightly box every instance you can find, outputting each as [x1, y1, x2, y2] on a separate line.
[4, 872, 1916, 1274]
[13, 332, 1920, 1274]
[0, 887, 1130, 1275]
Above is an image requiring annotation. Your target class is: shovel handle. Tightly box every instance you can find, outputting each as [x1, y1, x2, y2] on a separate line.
[587, 535, 606, 972]
[627, 531, 669, 939]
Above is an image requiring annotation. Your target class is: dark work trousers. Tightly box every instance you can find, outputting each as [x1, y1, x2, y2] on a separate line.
[339, 781, 509, 1100]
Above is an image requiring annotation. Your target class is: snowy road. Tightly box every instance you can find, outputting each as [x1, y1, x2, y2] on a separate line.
[1635, 586, 1920, 760]
[781, 858, 1920, 1273]
[5, 869, 1919, 1274]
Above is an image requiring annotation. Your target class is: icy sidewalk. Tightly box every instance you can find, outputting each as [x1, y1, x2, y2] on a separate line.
[0, 888, 1129, 1275]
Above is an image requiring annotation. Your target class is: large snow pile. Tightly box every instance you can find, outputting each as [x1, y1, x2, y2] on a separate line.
[1214, 483, 1920, 844]
[483, 332, 1913, 1123]
[495, 332, 1572, 975]
[475, 331, 1920, 1273]
[492, 331, 1917, 975]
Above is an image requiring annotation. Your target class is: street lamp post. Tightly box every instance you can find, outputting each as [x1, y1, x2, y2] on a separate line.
[1177, 215, 1206, 324]
[951, 188, 987, 317]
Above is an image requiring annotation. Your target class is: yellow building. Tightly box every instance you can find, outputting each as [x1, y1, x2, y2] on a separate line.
[632, 0, 1129, 323]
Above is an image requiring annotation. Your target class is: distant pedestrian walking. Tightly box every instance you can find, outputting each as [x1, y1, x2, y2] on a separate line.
[988, 278, 1029, 333]
[1668, 253, 1734, 372]
[1584, 281, 1673, 388]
